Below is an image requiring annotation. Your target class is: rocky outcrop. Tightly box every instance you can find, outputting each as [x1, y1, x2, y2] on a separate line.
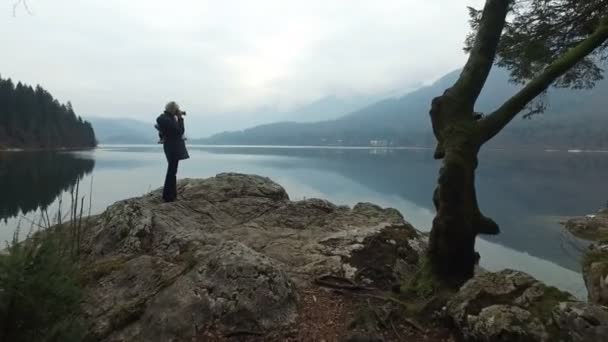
[583, 241, 608, 306]
[78, 173, 608, 341]
[563, 209, 608, 241]
[563, 210, 608, 306]
[79, 173, 426, 341]
[447, 269, 608, 342]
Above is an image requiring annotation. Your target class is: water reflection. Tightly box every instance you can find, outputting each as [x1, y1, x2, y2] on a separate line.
[1, 146, 601, 297]
[193, 146, 606, 272]
[0, 151, 95, 222]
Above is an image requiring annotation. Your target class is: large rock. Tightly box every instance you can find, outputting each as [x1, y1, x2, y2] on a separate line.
[79, 173, 425, 341]
[447, 269, 608, 342]
[562, 211, 608, 305]
[553, 302, 608, 342]
[583, 241, 608, 305]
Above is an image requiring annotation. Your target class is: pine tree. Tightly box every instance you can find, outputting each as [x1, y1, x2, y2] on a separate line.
[0, 76, 97, 149]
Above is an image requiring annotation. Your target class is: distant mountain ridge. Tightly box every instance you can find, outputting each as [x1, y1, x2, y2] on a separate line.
[87, 117, 157, 144]
[195, 68, 608, 149]
[281, 94, 379, 123]
[88, 94, 379, 144]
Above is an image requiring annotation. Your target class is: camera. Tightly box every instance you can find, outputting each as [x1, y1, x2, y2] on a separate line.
[179, 110, 187, 116]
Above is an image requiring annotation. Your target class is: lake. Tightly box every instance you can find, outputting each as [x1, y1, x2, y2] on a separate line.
[1, 145, 604, 299]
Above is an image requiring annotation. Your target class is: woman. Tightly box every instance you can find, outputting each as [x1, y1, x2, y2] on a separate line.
[156, 101, 189, 202]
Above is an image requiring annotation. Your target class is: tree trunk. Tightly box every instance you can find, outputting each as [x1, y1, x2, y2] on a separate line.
[429, 146, 479, 283]
[427, 94, 499, 285]
[423, 1, 607, 287]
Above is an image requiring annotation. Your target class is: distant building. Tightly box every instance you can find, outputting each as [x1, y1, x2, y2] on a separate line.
[370, 139, 388, 147]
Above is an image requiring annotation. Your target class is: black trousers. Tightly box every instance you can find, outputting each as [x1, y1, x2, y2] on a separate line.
[163, 158, 179, 202]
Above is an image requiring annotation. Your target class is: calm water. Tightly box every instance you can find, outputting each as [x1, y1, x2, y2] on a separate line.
[2, 145, 605, 298]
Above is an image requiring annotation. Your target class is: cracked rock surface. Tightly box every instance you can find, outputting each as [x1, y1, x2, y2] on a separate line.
[79, 173, 425, 341]
[447, 269, 608, 342]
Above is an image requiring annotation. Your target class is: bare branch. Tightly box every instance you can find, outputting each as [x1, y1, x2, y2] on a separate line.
[13, 0, 32, 17]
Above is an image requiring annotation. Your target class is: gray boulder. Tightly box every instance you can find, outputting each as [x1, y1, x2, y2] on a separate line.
[553, 301, 608, 342]
[79, 173, 425, 341]
[447, 269, 608, 342]
[102, 242, 297, 341]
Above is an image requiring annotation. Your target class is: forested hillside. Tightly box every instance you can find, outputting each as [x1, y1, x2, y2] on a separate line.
[0, 76, 97, 149]
[197, 68, 608, 149]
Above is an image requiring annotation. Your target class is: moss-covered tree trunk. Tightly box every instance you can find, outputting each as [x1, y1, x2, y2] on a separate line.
[425, 0, 509, 284]
[427, 94, 498, 284]
[429, 149, 479, 282]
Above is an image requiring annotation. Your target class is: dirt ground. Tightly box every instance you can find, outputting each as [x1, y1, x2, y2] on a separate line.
[195, 285, 456, 342]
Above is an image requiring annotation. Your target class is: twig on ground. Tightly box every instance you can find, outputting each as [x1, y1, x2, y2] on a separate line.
[314, 275, 376, 291]
[224, 330, 265, 337]
[390, 318, 403, 341]
[400, 317, 424, 333]
[350, 292, 425, 332]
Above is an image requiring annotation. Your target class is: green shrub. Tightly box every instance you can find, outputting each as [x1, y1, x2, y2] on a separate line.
[0, 226, 85, 342]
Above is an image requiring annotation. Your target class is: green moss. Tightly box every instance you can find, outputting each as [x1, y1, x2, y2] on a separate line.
[397, 257, 456, 317]
[583, 249, 608, 269]
[107, 299, 147, 333]
[572, 230, 608, 242]
[527, 286, 573, 340]
[80, 256, 131, 283]
[528, 285, 572, 318]
[401, 257, 449, 297]
[404, 263, 437, 298]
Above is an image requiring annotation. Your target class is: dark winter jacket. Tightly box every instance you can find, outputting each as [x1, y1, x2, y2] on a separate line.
[156, 112, 189, 161]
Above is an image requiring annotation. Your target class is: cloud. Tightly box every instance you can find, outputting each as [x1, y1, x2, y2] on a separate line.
[1, 0, 484, 134]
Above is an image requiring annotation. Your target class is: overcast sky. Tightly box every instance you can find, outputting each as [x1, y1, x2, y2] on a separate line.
[2, 0, 483, 135]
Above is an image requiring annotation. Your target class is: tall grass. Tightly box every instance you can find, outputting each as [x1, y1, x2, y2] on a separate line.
[0, 181, 91, 342]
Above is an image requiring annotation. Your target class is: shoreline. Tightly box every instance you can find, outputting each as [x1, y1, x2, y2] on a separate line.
[0, 146, 97, 153]
[6, 143, 608, 154]
[96, 143, 608, 153]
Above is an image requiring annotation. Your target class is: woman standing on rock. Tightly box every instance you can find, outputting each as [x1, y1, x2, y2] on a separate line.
[156, 101, 189, 202]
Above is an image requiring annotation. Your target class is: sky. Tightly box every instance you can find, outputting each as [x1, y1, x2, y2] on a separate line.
[1, 0, 484, 136]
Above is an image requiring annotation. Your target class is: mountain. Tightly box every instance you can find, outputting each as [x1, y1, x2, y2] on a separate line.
[282, 94, 379, 123]
[87, 117, 157, 144]
[0, 76, 97, 149]
[184, 93, 380, 138]
[195, 68, 608, 149]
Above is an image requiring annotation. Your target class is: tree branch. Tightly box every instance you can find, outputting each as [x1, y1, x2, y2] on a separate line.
[479, 18, 608, 143]
[13, 0, 32, 17]
[449, 0, 510, 107]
